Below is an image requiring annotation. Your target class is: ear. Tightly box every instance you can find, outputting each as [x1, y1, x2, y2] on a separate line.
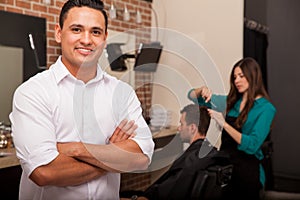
[190, 123, 197, 133]
[55, 24, 62, 43]
[103, 32, 108, 48]
[103, 40, 107, 49]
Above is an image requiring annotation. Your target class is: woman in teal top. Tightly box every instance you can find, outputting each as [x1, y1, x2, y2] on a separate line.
[188, 57, 276, 199]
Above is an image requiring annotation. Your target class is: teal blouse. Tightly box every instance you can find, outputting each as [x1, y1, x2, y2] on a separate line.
[187, 89, 276, 186]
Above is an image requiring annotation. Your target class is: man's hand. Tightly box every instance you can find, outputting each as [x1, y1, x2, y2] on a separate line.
[109, 119, 137, 143]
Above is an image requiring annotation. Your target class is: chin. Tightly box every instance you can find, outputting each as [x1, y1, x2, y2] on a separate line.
[237, 88, 246, 93]
[79, 58, 98, 68]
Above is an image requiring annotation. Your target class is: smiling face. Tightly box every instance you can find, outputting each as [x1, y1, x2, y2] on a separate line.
[55, 6, 107, 74]
[233, 66, 249, 94]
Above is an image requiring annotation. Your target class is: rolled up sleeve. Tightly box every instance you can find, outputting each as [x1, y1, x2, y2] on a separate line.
[9, 81, 58, 177]
[238, 106, 276, 156]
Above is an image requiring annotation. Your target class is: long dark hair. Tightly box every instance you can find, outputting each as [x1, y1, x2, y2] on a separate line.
[226, 57, 269, 128]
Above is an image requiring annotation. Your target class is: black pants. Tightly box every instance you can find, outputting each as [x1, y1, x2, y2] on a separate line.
[226, 151, 261, 200]
[222, 116, 262, 200]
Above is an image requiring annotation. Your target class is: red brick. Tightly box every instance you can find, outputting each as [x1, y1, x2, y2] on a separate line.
[16, 0, 31, 9]
[0, 0, 13, 5]
[41, 13, 54, 22]
[32, 4, 47, 12]
[49, 38, 58, 46]
[24, 10, 40, 17]
[49, 54, 59, 63]
[55, 1, 64, 8]
[48, 7, 60, 15]
[6, 7, 23, 14]
[47, 47, 55, 54]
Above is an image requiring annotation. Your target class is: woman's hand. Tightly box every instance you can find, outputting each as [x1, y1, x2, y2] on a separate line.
[207, 109, 225, 128]
[194, 86, 212, 103]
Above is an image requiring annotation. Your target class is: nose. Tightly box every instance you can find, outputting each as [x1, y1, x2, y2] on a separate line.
[177, 126, 181, 132]
[234, 76, 240, 84]
[80, 31, 92, 45]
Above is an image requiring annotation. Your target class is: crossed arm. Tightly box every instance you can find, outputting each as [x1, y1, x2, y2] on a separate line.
[30, 152, 106, 187]
[57, 119, 150, 173]
[30, 120, 149, 186]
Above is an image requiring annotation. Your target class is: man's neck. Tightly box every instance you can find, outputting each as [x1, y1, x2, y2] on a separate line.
[61, 57, 98, 83]
[66, 64, 97, 84]
[190, 132, 205, 144]
[76, 67, 97, 83]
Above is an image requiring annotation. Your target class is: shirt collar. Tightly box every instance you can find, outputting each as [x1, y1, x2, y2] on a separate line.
[51, 56, 104, 85]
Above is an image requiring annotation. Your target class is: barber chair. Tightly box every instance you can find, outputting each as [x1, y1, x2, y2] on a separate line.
[191, 164, 233, 200]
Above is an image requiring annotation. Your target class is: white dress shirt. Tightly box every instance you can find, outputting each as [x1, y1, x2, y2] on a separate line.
[9, 56, 154, 200]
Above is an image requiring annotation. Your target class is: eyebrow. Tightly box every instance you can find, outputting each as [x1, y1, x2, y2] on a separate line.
[69, 24, 83, 28]
[69, 24, 104, 32]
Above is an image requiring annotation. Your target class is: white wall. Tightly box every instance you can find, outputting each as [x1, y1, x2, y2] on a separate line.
[151, 0, 244, 127]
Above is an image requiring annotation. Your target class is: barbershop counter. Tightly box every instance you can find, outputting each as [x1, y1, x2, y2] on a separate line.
[0, 126, 179, 198]
[0, 148, 19, 169]
[0, 126, 178, 169]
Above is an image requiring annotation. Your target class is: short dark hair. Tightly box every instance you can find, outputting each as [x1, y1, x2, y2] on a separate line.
[180, 104, 210, 135]
[59, 0, 108, 32]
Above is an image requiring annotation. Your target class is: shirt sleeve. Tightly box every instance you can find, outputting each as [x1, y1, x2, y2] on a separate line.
[9, 80, 58, 177]
[238, 104, 276, 155]
[112, 82, 155, 163]
[187, 89, 227, 112]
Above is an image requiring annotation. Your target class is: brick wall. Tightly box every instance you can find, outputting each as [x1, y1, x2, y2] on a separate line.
[0, 0, 154, 192]
[135, 71, 153, 123]
[0, 0, 152, 66]
[121, 172, 152, 192]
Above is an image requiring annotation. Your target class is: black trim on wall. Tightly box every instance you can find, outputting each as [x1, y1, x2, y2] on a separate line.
[243, 27, 268, 90]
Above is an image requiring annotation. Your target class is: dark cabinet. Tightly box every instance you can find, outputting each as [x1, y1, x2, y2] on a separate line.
[0, 165, 22, 200]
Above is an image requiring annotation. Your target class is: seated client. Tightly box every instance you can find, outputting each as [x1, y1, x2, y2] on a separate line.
[121, 104, 230, 200]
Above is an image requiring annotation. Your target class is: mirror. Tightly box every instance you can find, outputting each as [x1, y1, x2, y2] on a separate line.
[0, 46, 23, 124]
